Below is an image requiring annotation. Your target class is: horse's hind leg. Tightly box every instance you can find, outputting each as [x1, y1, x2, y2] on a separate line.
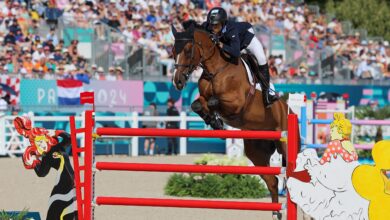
[191, 96, 223, 130]
[244, 139, 282, 220]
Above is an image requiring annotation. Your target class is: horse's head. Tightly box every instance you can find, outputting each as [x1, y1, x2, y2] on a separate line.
[171, 22, 215, 90]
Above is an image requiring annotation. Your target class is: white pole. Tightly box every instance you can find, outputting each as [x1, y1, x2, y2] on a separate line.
[179, 111, 187, 155]
[306, 100, 314, 145]
[350, 106, 356, 144]
[0, 113, 5, 155]
[131, 111, 139, 156]
[81, 111, 85, 158]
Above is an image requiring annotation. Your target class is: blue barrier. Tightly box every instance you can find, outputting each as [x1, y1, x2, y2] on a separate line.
[300, 106, 307, 145]
[309, 119, 333, 124]
[305, 144, 326, 149]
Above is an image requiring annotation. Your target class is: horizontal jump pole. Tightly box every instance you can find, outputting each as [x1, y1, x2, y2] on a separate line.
[309, 119, 390, 126]
[315, 109, 352, 113]
[95, 162, 284, 175]
[96, 128, 285, 140]
[95, 197, 283, 211]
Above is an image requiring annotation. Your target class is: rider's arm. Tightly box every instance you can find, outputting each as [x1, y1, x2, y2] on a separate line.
[220, 30, 240, 58]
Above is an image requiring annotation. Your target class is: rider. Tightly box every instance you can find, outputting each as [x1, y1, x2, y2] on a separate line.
[202, 7, 278, 108]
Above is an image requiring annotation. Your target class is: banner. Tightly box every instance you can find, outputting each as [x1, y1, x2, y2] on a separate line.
[19, 80, 390, 112]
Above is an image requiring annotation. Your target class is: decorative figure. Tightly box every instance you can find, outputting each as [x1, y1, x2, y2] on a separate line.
[14, 116, 77, 220]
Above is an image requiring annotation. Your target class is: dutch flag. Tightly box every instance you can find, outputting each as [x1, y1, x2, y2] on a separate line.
[57, 80, 84, 105]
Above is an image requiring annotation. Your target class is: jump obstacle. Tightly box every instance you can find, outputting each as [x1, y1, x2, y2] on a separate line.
[70, 110, 299, 220]
[298, 99, 390, 150]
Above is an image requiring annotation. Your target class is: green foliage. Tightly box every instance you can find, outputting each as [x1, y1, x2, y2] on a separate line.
[165, 155, 268, 199]
[194, 154, 249, 166]
[164, 173, 268, 199]
[355, 105, 390, 119]
[0, 209, 29, 220]
[325, 0, 390, 40]
[357, 149, 373, 160]
[353, 105, 390, 160]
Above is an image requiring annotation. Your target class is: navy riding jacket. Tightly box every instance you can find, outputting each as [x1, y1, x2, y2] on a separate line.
[203, 20, 255, 58]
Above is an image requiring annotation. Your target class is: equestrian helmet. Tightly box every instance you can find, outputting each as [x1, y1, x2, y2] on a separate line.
[207, 7, 227, 25]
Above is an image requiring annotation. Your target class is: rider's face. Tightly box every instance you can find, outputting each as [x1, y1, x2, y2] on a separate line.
[211, 23, 223, 34]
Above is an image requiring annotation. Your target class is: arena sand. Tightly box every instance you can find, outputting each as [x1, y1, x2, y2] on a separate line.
[0, 154, 306, 220]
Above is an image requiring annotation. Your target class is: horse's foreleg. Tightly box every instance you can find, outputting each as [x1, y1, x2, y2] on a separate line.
[191, 97, 223, 130]
[191, 97, 212, 124]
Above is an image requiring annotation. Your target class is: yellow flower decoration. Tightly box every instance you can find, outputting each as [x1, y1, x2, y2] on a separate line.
[352, 140, 390, 220]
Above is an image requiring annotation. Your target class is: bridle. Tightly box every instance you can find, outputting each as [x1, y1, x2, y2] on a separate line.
[174, 37, 217, 81]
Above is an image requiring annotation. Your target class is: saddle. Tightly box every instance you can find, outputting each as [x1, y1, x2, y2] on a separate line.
[241, 53, 263, 84]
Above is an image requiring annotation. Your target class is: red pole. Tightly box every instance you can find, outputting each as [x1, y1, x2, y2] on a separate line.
[84, 110, 94, 220]
[96, 197, 283, 211]
[96, 128, 283, 140]
[287, 114, 298, 220]
[70, 115, 84, 219]
[95, 162, 283, 175]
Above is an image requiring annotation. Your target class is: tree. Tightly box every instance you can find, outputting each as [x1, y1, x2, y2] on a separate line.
[325, 0, 390, 41]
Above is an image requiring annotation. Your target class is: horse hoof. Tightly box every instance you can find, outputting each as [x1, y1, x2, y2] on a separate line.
[272, 211, 282, 220]
[210, 118, 224, 130]
[191, 100, 202, 112]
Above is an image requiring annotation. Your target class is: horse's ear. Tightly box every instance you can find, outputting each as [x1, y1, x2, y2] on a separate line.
[171, 24, 177, 38]
[182, 20, 197, 31]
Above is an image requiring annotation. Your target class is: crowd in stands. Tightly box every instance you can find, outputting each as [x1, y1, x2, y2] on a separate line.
[0, 0, 389, 82]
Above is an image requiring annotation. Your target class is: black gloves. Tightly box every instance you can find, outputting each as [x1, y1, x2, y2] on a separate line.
[209, 34, 219, 44]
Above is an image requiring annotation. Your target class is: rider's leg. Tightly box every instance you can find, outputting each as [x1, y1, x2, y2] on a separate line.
[246, 28, 278, 108]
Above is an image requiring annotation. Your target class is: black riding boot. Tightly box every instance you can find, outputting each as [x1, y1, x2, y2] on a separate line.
[258, 64, 278, 108]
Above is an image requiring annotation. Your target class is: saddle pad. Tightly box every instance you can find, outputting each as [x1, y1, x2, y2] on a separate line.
[241, 58, 275, 93]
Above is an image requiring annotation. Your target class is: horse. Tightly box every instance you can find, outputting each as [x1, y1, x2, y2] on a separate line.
[171, 23, 300, 220]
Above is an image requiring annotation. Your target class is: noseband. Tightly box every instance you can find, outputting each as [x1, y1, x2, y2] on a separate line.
[174, 37, 216, 81]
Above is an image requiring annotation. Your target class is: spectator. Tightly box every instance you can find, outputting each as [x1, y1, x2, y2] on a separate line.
[106, 66, 117, 81]
[56, 65, 68, 79]
[23, 53, 34, 74]
[142, 103, 159, 155]
[44, 39, 55, 52]
[44, 67, 56, 80]
[32, 45, 45, 63]
[68, 40, 79, 59]
[4, 30, 16, 46]
[166, 98, 179, 155]
[46, 27, 59, 46]
[115, 66, 124, 80]
[95, 67, 106, 80]
[91, 64, 98, 75]
[53, 46, 63, 62]
[107, 12, 121, 31]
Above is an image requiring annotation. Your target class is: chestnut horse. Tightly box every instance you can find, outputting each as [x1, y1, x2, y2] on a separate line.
[172, 23, 299, 220]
